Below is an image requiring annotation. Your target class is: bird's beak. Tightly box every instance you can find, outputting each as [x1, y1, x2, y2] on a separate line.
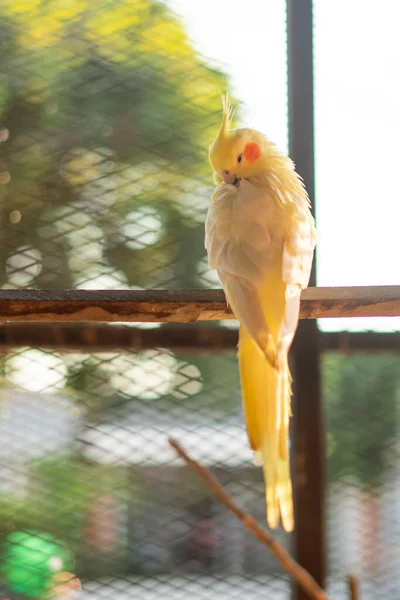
[221, 170, 236, 185]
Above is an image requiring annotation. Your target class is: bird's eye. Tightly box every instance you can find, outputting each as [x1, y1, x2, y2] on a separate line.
[237, 153, 243, 164]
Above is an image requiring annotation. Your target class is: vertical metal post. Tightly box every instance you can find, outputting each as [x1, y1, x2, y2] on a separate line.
[286, 1, 326, 598]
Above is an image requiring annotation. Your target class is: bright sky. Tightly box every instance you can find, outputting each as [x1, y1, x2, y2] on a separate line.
[168, 0, 400, 332]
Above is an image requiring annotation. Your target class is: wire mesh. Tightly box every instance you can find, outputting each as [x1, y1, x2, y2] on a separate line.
[0, 343, 292, 599]
[2, 343, 400, 599]
[1, 1, 399, 599]
[324, 353, 400, 600]
[0, 0, 228, 293]
[0, 1, 291, 598]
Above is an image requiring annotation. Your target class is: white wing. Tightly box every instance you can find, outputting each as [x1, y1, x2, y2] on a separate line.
[282, 203, 316, 289]
[205, 181, 285, 283]
[205, 181, 285, 351]
[279, 200, 316, 355]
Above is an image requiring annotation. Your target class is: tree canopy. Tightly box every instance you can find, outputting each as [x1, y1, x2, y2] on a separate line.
[0, 0, 229, 290]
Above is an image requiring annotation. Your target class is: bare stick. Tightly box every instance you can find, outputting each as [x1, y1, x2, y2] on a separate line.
[347, 575, 360, 600]
[169, 438, 328, 600]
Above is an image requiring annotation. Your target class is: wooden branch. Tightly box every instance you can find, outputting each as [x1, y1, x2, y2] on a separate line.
[169, 438, 328, 600]
[0, 286, 399, 323]
[347, 575, 360, 600]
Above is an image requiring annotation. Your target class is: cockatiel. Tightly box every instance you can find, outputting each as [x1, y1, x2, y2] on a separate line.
[205, 95, 316, 532]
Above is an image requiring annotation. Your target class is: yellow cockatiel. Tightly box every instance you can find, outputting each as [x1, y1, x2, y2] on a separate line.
[205, 95, 316, 532]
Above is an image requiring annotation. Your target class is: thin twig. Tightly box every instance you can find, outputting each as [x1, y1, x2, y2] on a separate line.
[347, 575, 360, 600]
[169, 438, 329, 600]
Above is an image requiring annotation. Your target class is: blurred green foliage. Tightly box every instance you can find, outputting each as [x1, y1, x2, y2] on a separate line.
[0, 5, 242, 576]
[64, 349, 241, 422]
[0, 0, 231, 290]
[0, 2, 399, 584]
[0, 0, 240, 465]
[2, 530, 73, 599]
[0, 455, 135, 578]
[323, 353, 400, 487]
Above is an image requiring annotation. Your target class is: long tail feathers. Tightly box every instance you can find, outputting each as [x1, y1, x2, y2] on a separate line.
[238, 327, 294, 532]
[224, 276, 277, 366]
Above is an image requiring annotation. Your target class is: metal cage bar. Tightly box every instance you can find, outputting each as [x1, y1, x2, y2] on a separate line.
[287, 1, 326, 597]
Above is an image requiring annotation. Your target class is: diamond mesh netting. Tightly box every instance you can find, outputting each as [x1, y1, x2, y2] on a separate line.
[0, 1, 291, 598]
[0, 1, 399, 599]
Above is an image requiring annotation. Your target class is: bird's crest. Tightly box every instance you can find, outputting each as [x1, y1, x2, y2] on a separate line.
[220, 92, 234, 133]
[209, 92, 236, 174]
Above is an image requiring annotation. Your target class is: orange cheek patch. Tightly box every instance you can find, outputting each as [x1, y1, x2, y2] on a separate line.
[243, 142, 261, 162]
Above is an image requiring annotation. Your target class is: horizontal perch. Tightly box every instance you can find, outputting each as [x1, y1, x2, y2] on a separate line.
[0, 286, 399, 323]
